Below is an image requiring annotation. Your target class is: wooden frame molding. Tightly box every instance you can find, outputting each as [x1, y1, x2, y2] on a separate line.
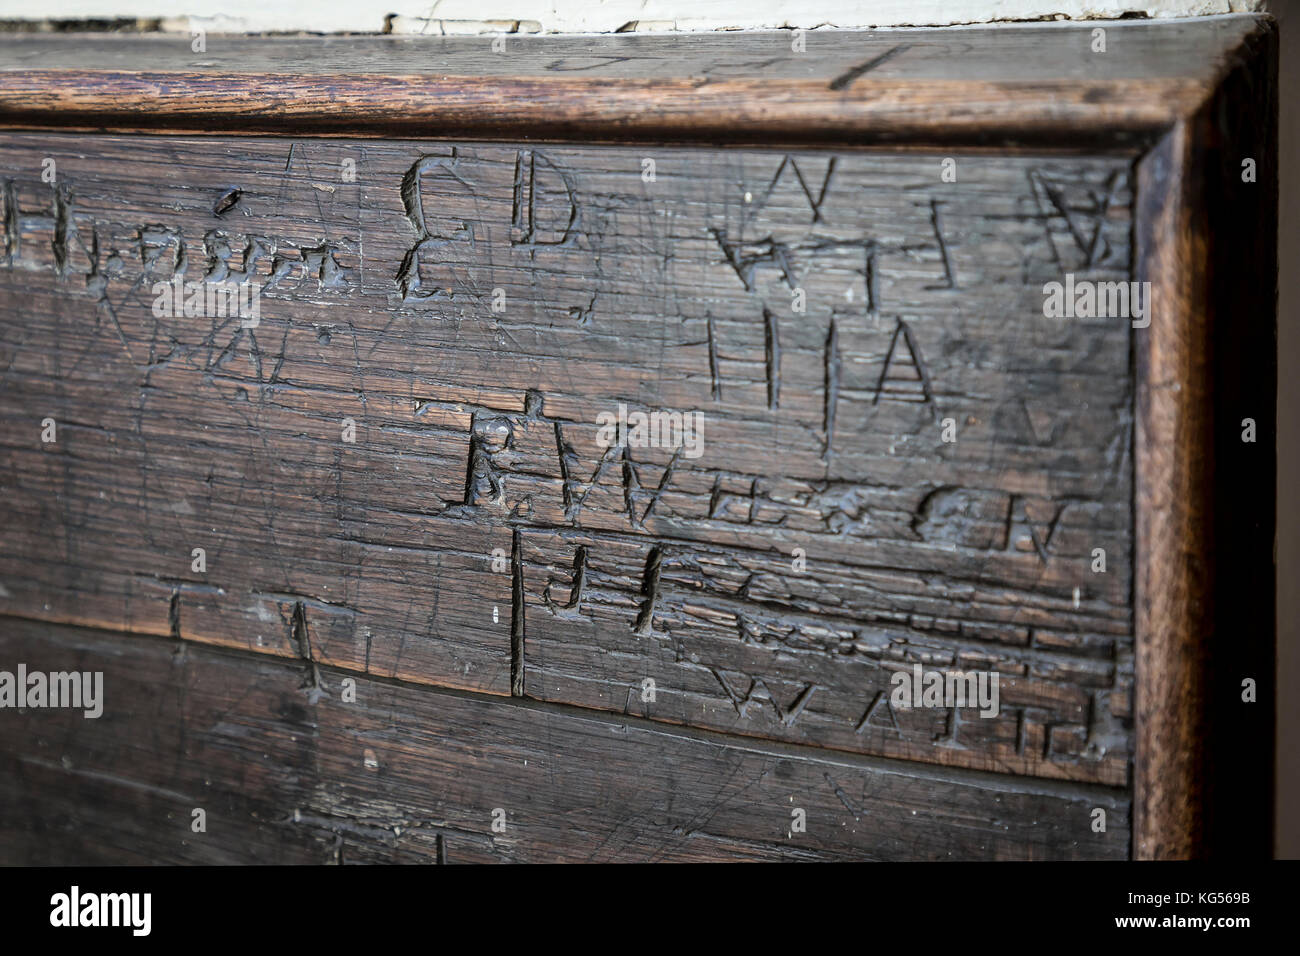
[1133, 21, 1278, 859]
[0, 21, 1260, 146]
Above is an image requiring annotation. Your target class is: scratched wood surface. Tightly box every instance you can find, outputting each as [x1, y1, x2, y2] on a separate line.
[0, 18, 1266, 146]
[0, 17, 1278, 862]
[0, 133, 1135, 790]
[0, 618, 1129, 862]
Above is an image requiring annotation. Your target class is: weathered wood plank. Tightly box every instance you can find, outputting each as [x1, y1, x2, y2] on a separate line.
[0, 617, 1130, 862]
[0, 15, 1280, 860]
[0, 133, 1135, 784]
[0, 19, 1268, 145]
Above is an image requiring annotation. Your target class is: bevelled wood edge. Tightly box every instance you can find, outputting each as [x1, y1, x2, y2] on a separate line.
[0, 16, 1270, 148]
[1134, 15, 1277, 860]
[0, 74, 1194, 149]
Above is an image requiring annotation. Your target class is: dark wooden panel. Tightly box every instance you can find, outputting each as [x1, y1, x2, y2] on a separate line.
[0, 15, 1278, 861]
[0, 617, 1129, 862]
[0, 134, 1135, 784]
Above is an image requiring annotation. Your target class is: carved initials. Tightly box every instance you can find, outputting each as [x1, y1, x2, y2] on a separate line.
[511, 149, 579, 246]
[709, 229, 795, 292]
[543, 545, 588, 613]
[761, 155, 837, 223]
[396, 152, 476, 301]
[1028, 168, 1123, 269]
[874, 318, 936, 415]
[1, 180, 75, 274]
[711, 669, 819, 727]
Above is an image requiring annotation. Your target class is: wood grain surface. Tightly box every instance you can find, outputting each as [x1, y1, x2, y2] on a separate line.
[0, 18, 1267, 146]
[0, 617, 1129, 862]
[0, 15, 1278, 862]
[0, 135, 1136, 787]
[1132, 19, 1277, 860]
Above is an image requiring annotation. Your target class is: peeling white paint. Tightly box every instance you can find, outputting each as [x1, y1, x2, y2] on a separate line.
[0, 0, 1266, 34]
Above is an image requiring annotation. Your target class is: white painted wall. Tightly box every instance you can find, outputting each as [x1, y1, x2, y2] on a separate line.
[0, 0, 1266, 33]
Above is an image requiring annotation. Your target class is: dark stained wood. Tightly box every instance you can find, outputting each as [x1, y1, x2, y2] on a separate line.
[0, 617, 1129, 862]
[1132, 17, 1277, 860]
[0, 136, 1135, 786]
[0, 15, 1278, 862]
